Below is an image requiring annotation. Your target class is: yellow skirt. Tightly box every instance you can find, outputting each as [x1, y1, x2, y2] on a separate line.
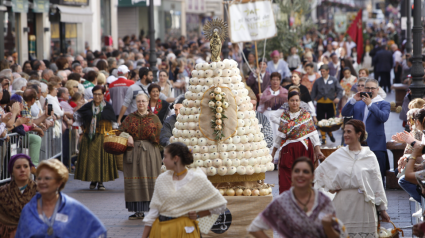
[150, 217, 201, 238]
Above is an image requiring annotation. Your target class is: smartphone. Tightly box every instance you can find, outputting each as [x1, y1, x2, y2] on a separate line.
[45, 99, 48, 107]
[360, 92, 372, 98]
[48, 104, 53, 116]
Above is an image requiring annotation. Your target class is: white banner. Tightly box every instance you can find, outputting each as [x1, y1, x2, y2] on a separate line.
[228, 0, 277, 43]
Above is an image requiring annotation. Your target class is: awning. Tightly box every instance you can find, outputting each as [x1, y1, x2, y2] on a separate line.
[57, 5, 93, 23]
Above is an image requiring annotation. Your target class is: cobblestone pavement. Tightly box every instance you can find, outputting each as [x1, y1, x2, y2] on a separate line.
[64, 92, 416, 237]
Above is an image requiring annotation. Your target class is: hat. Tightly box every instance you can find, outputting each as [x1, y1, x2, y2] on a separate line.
[107, 76, 117, 84]
[8, 154, 35, 175]
[319, 64, 329, 71]
[270, 50, 279, 58]
[117, 65, 130, 74]
[331, 41, 338, 47]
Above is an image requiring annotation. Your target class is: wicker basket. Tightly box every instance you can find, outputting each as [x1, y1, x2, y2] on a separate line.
[319, 147, 339, 162]
[317, 122, 343, 133]
[103, 130, 128, 155]
[378, 220, 403, 238]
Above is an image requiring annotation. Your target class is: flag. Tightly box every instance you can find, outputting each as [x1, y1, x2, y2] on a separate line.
[346, 9, 363, 64]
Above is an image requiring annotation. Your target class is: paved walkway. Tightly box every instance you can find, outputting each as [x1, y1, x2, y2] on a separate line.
[64, 92, 416, 237]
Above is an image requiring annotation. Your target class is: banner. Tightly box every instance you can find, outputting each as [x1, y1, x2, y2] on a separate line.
[334, 14, 347, 33]
[228, 0, 277, 43]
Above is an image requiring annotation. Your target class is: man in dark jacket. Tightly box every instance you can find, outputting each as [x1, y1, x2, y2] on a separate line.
[159, 95, 184, 147]
[373, 45, 394, 93]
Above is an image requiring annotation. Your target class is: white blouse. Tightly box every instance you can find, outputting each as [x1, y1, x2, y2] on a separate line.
[143, 169, 227, 226]
[45, 95, 64, 117]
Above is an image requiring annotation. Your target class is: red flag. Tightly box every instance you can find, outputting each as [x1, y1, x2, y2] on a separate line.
[346, 9, 363, 64]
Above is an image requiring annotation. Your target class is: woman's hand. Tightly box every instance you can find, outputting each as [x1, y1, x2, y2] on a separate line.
[380, 210, 390, 222]
[32, 127, 44, 137]
[396, 131, 416, 144]
[9, 102, 20, 114]
[314, 146, 324, 161]
[413, 223, 425, 237]
[313, 116, 317, 124]
[321, 214, 334, 228]
[398, 156, 407, 171]
[188, 211, 197, 221]
[1, 112, 11, 123]
[127, 136, 134, 147]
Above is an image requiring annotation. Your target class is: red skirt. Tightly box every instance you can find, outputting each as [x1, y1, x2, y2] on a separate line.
[278, 138, 314, 194]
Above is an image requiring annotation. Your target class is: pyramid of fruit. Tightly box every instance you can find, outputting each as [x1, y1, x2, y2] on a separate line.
[167, 59, 274, 193]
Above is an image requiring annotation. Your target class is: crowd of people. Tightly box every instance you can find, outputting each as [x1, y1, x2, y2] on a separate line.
[0, 21, 425, 237]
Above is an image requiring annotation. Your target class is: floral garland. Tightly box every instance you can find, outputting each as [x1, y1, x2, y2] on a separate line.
[208, 87, 229, 141]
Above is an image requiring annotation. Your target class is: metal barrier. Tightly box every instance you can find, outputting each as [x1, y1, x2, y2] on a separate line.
[0, 119, 78, 184]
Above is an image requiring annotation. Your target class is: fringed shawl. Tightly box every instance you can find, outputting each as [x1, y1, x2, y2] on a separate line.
[120, 111, 162, 144]
[0, 180, 37, 237]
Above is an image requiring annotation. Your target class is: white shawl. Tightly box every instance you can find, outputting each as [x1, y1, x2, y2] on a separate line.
[314, 146, 388, 209]
[150, 168, 227, 218]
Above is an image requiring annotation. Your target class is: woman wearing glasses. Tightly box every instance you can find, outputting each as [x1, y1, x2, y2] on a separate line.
[119, 93, 163, 220]
[74, 85, 118, 190]
[16, 159, 107, 237]
[0, 154, 36, 238]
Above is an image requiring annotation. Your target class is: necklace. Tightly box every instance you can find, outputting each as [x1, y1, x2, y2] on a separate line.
[293, 189, 312, 213]
[174, 168, 188, 177]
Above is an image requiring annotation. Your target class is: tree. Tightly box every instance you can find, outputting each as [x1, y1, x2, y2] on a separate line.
[258, 0, 316, 58]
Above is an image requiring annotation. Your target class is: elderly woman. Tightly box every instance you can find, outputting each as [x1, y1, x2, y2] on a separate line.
[148, 84, 170, 124]
[0, 154, 37, 238]
[270, 91, 324, 193]
[74, 85, 118, 190]
[315, 119, 390, 237]
[16, 159, 107, 237]
[284, 71, 316, 123]
[119, 93, 163, 220]
[248, 157, 346, 238]
[142, 142, 227, 238]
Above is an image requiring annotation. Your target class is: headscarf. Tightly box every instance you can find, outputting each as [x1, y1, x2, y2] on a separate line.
[8, 154, 34, 173]
[270, 50, 280, 58]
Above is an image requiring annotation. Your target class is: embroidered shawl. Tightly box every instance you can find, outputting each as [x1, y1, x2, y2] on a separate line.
[276, 108, 317, 150]
[314, 146, 388, 209]
[15, 193, 107, 238]
[120, 111, 162, 144]
[261, 188, 346, 238]
[149, 168, 227, 218]
[0, 180, 37, 237]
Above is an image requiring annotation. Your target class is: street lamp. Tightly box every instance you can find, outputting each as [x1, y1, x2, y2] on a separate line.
[405, 0, 412, 54]
[409, 0, 425, 99]
[148, 0, 158, 81]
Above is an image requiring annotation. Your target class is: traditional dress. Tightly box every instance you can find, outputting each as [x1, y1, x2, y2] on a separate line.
[270, 108, 320, 193]
[16, 193, 107, 238]
[301, 72, 321, 93]
[119, 111, 163, 213]
[248, 188, 348, 238]
[144, 168, 227, 237]
[314, 146, 388, 238]
[74, 101, 119, 182]
[149, 99, 170, 124]
[0, 180, 36, 238]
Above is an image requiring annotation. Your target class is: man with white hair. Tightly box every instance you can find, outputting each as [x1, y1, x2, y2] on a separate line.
[76, 55, 84, 66]
[57, 70, 68, 86]
[391, 44, 402, 84]
[12, 77, 27, 93]
[109, 65, 134, 120]
[41, 69, 53, 84]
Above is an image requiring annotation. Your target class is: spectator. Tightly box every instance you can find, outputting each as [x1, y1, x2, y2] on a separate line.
[56, 57, 69, 71]
[373, 45, 393, 93]
[41, 69, 53, 84]
[83, 71, 98, 100]
[65, 80, 79, 97]
[57, 70, 68, 86]
[109, 65, 134, 121]
[391, 44, 403, 84]
[251, 100, 273, 149]
[286, 46, 301, 71]
[328, 53, 340, 78]
[12, 77, 27, 94]
[147, 84, 169, 124]
[72, 62, 83, 77]
[159, 96, 184, 147]
[97, 72, 106, 86]
[355, 68, 387, 99]
[46, 81, 64, 118]
[242, 52, 255, 79]
[247, 58, 271, 99]
[301, 63, 321, 93]
[58, 87, 74, 168]
[341, 79, 390, 182]
[266, 50, 291, 80]
[156, 70, 172, 97]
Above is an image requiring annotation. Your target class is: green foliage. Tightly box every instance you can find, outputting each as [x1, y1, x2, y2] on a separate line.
[257, 0, 315, 57]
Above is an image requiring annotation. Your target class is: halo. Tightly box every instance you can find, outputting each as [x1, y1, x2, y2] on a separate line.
[203, 18, 228, 43]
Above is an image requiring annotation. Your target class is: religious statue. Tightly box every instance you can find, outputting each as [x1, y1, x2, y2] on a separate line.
[203, 19, 228, 63]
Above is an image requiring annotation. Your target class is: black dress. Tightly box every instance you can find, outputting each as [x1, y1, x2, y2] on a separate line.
[284, 83, 312, 103]
[149, 99, 170, 124]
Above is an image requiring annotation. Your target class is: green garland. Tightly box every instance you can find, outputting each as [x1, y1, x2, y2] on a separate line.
[208, 87, 229, 141]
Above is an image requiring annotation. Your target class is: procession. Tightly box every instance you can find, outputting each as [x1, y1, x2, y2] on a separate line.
[0, 0, 425, 237]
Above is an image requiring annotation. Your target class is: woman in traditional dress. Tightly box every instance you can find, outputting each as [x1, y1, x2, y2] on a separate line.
[339, 67, 357, 109]
[142, 142, 227, 238]
[315, 119, 390, 237]
[270, 91, 324, 194]
[0, 154, 36, 238]
[301, 63, 321, 93]
[16, 159, 107, 237]
[148, 84, 170, 124]
[74, 85, 118, 190]
[248, 157, 346, 238]
[284, 71, 317, 123]
[119, 93, 163, 220]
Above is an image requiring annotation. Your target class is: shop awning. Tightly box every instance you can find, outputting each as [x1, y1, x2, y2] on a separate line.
[57, 5, 93, 23]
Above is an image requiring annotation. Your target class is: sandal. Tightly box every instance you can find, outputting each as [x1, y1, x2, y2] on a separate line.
[98, 183, 106, 191]
[90, 182, 97, 190]
[129, 212, 144, 220]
